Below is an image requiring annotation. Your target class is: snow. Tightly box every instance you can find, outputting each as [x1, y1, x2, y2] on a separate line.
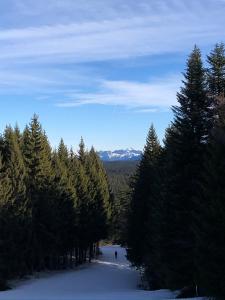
[0, 245, 203, 300]
[98, 149, 142, 161]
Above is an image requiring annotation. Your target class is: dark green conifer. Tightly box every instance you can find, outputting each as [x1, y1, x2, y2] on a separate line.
[195, 43, 225, 298]
[207, 43, 225, 100]
[127, 124, 162, 269]
[0, 153, 13, 287]
[21, 115, 54, 271]
[86, 148, 109, 250]
[161, 46, 213, 289]
[3, 126, 28, 275]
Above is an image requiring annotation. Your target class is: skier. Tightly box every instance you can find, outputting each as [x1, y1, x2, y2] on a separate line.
[115, 251, 118, 259]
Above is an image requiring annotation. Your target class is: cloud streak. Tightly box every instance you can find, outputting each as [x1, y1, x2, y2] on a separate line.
[57, 75, 180, 110]
[0, 0, 224, 64]
[0, 0, 224, 111]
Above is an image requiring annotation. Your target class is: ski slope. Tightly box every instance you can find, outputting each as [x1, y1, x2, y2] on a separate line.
[0, 246, 201, 300]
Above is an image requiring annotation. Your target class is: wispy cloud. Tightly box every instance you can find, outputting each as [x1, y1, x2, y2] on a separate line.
[57, 75, 180, 109]
[0, 0, 224, 109]
[0, 0, 224, 64]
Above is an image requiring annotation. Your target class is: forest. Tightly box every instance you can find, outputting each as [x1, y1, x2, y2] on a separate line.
[104, 161, 137, 243]
[0, 42, 225, 300]
[0, 116, 113, 290]
[104, 161, 137, 198]
[126, 43, 225, 299]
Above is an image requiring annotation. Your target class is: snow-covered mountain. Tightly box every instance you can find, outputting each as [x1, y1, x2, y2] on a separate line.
[98, 148, 142, 161]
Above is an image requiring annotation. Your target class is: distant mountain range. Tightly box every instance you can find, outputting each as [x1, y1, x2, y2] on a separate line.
[98, 149, 142, 161]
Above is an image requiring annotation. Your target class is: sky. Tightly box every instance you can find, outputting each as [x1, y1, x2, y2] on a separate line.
[0, 0, 225, 151]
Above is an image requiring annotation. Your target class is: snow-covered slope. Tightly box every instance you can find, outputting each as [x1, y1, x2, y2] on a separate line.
[0, 246, 203, 300]
[98, 149, 142, 161]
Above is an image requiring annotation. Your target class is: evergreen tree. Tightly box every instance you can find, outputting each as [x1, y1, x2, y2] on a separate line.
[160, 46, 213, 290]
[0, 153, 13, 288]
[195, 43, 225, 298]
[14, 124, 22, 147]
[3, 126, 28, 275]
[51, 149, 76, 268]
[68, 140, 91, 262]
[21, 114, 53, 271]
[207, 43, 225, 101]
[58, 139, 69, 168]
[86, 148, 109, 252]
[78, 137, 86, 165]
[3, 126, 26, 210]
[127, 124, 162, 268]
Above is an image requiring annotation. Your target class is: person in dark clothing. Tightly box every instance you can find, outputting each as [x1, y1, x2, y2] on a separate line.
[115, 251, 118, 259]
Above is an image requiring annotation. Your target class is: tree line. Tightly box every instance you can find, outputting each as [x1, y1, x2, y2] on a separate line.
[104, 161, 137, 243]
[126, 43, 225, 299]
[0, 115, 112, 290]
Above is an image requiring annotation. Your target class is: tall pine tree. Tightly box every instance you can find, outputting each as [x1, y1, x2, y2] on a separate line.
[195, 43, 225, 298]
[127, 124, 162, 269]
[158, 46, 213, 290]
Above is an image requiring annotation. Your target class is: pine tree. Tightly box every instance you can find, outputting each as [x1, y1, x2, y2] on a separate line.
[51, 148, 76, 268]
[14, 124, 22, 147]
[127, 124, 162, 269]
[3, 126, 26, 210]
[195, 43, 225, 298]
[85, 147, 109, 258]
[160, 46, 213, 290]
[3, 126, 28, 275]
[58, 139, 69, 167]
[21, 115, 54, 271]
[0, 152, 13, 288]
[207, 43, 225, 101]
[78, 137, 86, 165]
[71, 140, 91, 262]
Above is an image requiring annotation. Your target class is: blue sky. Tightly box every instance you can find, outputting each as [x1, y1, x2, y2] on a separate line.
[0, 0, 225, 150]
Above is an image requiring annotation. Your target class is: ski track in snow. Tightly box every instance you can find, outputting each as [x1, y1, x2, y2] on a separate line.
[0, 245, 202, 300]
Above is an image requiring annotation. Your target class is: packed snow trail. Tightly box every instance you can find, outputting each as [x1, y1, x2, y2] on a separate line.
[0, 246, 199, 300]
